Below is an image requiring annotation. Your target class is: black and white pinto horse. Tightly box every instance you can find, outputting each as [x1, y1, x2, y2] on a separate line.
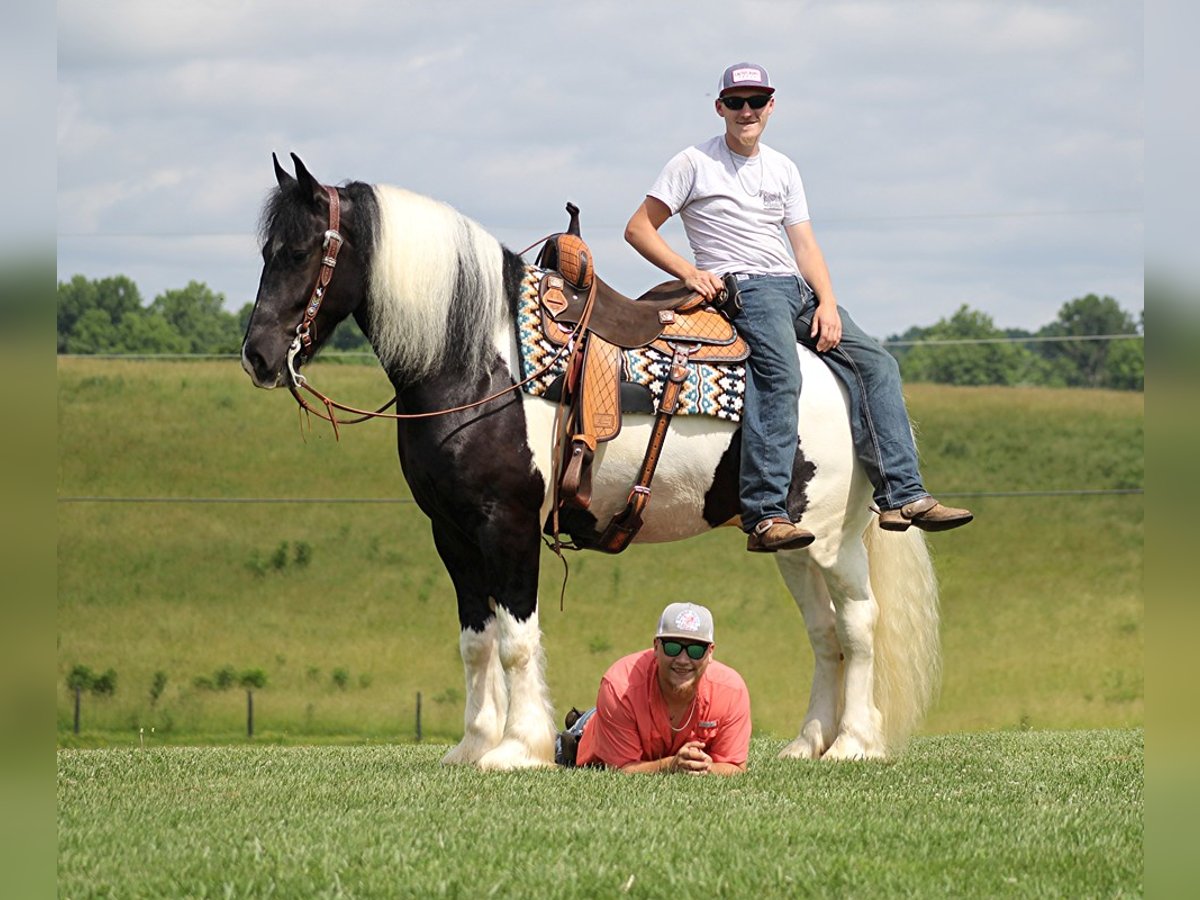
[242, 156, 940, 768]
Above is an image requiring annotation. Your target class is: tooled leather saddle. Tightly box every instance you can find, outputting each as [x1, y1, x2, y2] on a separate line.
[532, 204, 749, 553]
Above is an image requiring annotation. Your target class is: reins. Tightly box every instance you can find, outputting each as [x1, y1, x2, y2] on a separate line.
[283, 186, 574, 439]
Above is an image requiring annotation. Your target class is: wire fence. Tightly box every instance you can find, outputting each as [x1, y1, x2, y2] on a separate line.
[58, 342, 1143, 502]
[56, 331, 1145, 363]
[58, 488, 1142, 505]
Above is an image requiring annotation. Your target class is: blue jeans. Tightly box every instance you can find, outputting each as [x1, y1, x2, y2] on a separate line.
[734, 274, 926, 525]
[554, 707, 596, 766]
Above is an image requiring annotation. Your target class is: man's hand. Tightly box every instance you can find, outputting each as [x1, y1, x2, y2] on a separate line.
[683, 267, 724, 302]
[809, 301, 843, 352]
[671, 741, 713, 775]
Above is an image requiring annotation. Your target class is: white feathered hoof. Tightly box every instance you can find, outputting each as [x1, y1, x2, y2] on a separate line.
[476, 738, 555, 771]
[822, 732, 886, 761]
[778, 722, 830, 760]
[441, 740, 486, 766]
[440, 726, 505, 766]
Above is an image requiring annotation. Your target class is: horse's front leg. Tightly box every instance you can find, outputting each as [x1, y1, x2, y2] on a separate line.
[476, 602, 556, 770]
[433, 528, 508, 765]
[774, 552, 841, 759]
[821, 542, 886, 760]
[473, 519, 556, 771]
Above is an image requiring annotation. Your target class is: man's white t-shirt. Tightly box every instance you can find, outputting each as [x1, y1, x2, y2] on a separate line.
[647, 135, 810, 277]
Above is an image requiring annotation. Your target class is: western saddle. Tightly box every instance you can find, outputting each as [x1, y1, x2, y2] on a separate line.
[534, 204, 749, 553]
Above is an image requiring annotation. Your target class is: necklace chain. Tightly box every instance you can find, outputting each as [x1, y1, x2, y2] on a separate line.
[669, 695, 698, 733]
[727, 142, 763, 197]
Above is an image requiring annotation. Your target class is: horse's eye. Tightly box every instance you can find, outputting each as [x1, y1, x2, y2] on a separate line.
[290, 248, 309, 263]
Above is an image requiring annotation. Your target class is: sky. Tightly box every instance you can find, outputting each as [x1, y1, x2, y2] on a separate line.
[56, 0, 1144, 339]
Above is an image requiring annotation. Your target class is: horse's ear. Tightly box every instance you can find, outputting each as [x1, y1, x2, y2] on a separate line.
[290, 153, 325, 208]
[273, 152, 295, 188]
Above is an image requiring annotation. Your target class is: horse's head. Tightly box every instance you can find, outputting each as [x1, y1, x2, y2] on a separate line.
[241, 154, 368, 388]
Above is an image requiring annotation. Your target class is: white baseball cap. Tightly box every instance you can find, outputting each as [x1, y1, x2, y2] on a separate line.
[656, 602, 715, 643]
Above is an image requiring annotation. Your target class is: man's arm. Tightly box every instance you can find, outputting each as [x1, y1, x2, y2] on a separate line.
[625, 197, 724, 301]
[786, 221, 843, 352]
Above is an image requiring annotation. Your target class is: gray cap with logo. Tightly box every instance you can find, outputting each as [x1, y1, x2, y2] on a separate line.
[718, 62, 775, 96]
[656, 602, 715, 643]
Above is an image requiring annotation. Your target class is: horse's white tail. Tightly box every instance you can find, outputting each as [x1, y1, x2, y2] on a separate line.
[865, 525, 942, 753]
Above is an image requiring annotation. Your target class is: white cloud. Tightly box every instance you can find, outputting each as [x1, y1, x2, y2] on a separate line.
[56, 0, 1143, 331]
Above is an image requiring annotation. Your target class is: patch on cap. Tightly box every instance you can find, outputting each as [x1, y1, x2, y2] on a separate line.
[719, 62, 774, 96]
[674, 609, 703, 633]
[729, 67, 765, 86]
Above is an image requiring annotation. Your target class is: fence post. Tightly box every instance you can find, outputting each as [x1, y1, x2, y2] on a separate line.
[247, 690, 254, 738]
[416, 691, 422, 742]
[74, 687, 81, 734]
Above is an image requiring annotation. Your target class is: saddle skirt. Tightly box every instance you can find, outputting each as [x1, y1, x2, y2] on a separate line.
[515, 266, 748, 423]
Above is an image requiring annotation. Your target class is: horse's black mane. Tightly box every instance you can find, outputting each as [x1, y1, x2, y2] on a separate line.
[257, 180, 378, 254]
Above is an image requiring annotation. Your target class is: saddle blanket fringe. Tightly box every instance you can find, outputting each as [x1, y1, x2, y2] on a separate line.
[515, 266, 746, 422]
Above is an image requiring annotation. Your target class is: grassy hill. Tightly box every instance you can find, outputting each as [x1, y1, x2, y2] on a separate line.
[56, 358, 1143, 743]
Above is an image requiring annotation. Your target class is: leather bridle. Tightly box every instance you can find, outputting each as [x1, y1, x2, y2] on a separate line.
[281, 184, 574, 439]
[284, 185, 344, 388]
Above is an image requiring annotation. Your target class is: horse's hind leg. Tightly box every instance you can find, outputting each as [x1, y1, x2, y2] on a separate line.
[775, 552, 842, 759]
[818, 540, 886, 760]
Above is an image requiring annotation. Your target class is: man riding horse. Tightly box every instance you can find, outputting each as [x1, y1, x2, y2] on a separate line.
[625, 62, 973, 552]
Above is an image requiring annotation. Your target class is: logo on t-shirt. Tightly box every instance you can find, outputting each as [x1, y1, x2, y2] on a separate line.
[761, 189, 784, 209]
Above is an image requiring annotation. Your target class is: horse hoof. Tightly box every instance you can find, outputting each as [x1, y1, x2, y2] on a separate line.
[441, 730, 504, 766]
[823, 734, 886, 761]
[778, 737, 824, 760]
[441, 745, 481, 766]
[477, 739, 555, 771]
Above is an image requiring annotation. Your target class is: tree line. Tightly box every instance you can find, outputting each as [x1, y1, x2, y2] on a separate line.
[885, 295, 1143, 391]
[55, 274, 368, 356]
[57, 274, 1143, 390]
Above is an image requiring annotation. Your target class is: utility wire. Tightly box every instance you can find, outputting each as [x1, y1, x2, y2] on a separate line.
[56, 332, 1145, 361]
[54, 206, 1143, 240]
[881, 333, 1143, 348]
[57, 489, 1142, 505]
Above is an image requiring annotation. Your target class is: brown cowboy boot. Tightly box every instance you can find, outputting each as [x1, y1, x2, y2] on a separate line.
[878, 496, 973, 532]
[747, 517, 816, 553]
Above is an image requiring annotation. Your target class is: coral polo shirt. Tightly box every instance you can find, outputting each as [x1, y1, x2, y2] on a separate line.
[576, 649, 752, 769]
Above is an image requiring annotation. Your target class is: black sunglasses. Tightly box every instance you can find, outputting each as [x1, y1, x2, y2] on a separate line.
[720, 94, 772, 110]
[660, 639, 710, 660]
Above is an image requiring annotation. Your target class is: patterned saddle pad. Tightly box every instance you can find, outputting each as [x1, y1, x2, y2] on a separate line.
[514, 267, 746, 422]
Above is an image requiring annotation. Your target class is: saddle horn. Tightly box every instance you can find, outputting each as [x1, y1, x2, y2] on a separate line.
[565, 202, 581, 237]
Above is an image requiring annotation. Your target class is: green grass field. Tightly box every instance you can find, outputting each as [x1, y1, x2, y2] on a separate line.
[57, 358, 1143, 744]
[57, 730, 1143, 898]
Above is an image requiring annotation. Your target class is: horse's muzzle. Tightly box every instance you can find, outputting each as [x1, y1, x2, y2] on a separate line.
[241, 342, 285, 389]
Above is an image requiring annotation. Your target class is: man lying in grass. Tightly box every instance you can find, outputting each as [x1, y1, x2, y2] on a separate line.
[557, 602, 750, 775]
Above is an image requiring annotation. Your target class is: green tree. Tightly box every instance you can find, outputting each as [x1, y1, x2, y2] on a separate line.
[1037, 294, 1140, 388]
[58, 275, 144, 353]
[150, 281, 242, 354]
[328, 318, 372, 352]
[898, 305, 1037, 386]
[239, 670, 267, 738]
[66, 307, 121, 354]
[115, 310, 189, 354]
[66, 665, 117, 734]
[149, 671, 169, 706]
[1105, 336, 1145, 391]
